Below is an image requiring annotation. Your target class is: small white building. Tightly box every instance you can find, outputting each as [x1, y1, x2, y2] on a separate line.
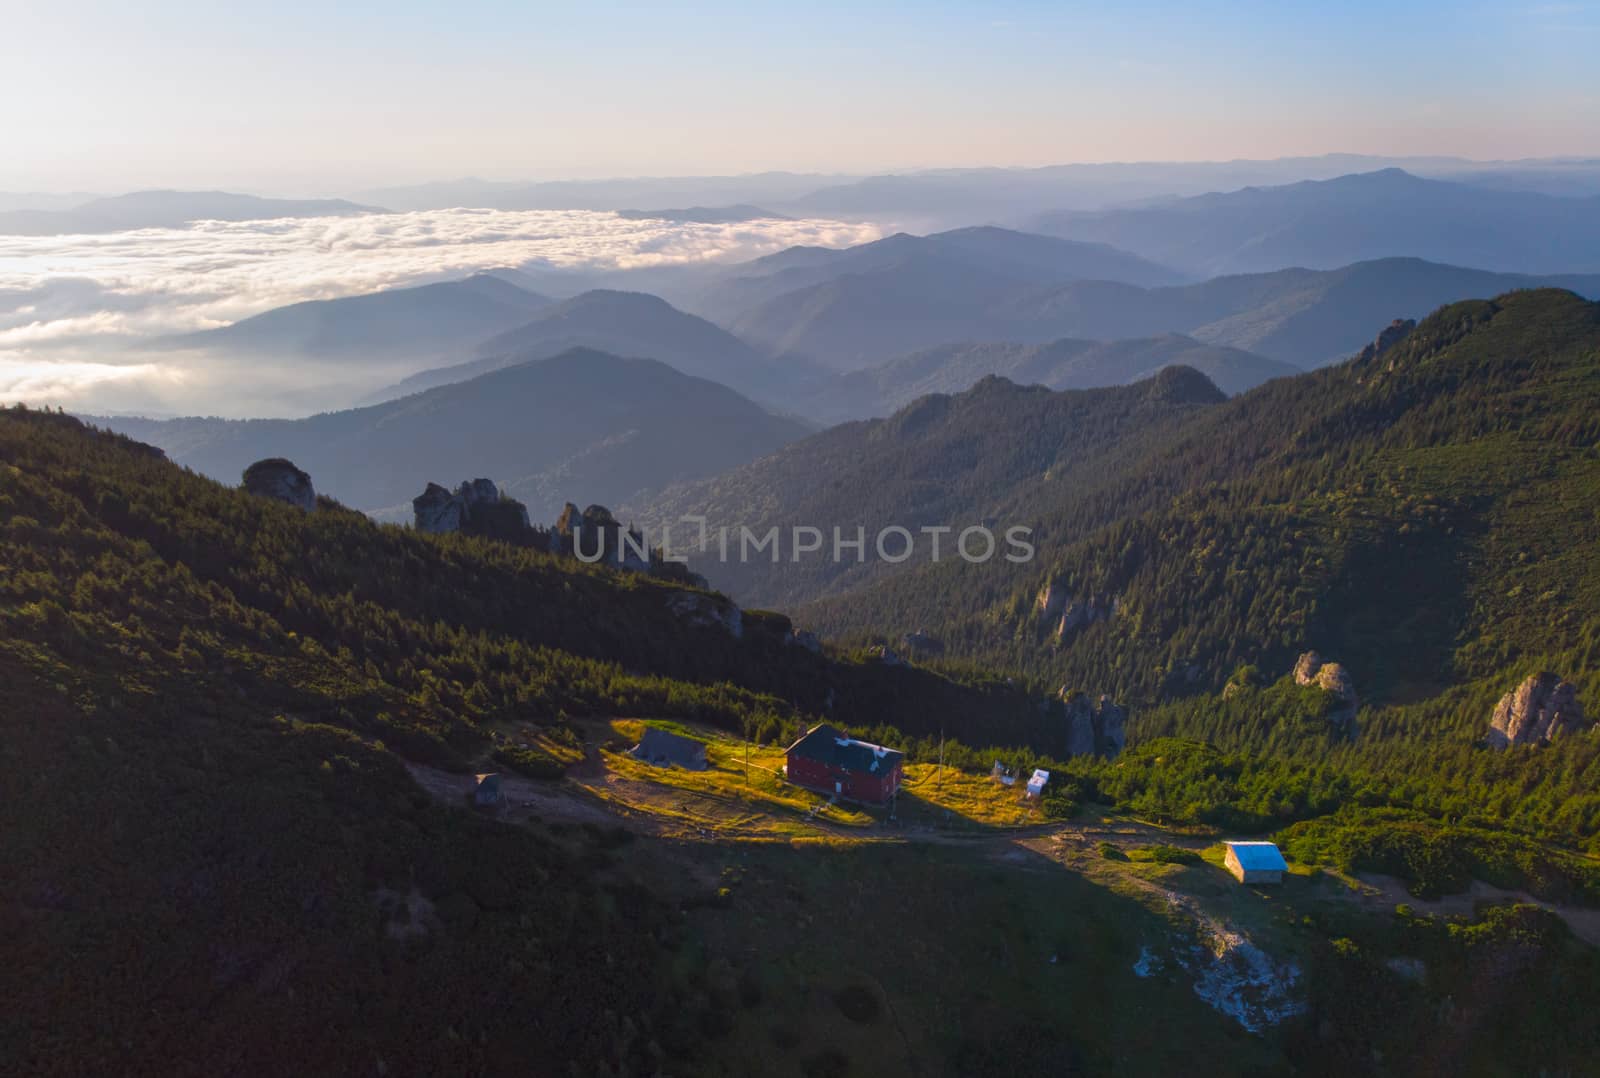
[1025, 769, 1050, 798]
[1224, 841, 1287, 884]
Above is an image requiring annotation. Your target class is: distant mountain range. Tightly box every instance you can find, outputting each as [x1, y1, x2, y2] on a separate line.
[721, 245, 1600, 371]
[372, 289, 819, 404]
[614, 205, 790, 223]
[1032, 169, 1600, 276]
[166, 273, 552, 365]
[344, 157, 1600, 228]
[712, 226, 1184, 367]
[0, 189, 381, 235]
[635, 366, 1227, 607]
[794, 335, 1298, 423]
[95, 348, 812, 521]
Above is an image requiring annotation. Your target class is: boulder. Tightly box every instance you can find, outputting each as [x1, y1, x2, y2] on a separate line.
[242, 458, 315, 511]
[1487, 673, 1586, 748]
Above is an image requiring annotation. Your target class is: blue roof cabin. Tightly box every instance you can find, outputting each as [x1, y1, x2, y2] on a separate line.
[1224, 841, 1287, 884]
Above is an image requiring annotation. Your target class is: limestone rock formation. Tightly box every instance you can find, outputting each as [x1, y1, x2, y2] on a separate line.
[1096, 696, 1128, 757]
[1036, 579, 1069, 622]
[556, 502, 650, 572]
[413, 482, 466, 533]
[1487, 673, 1587, 748]
[665, 592, 744, 638]
[412, 478, 531, 542]
[1355, 318, 1416, 366]
[1060, 689, 1127, 759]
[242, 458, 315, 511]
[1293, 651, 1360, 735]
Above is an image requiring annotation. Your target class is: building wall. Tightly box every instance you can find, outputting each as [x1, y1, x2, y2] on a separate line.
[786, 754, 902, 804]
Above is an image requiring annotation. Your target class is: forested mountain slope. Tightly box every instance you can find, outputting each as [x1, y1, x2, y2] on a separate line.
[635, 366, 1227, 607]
[794, 333, 1297, 422]
[801, 290, 1600, 725]
[0, 406, 1061, 1073]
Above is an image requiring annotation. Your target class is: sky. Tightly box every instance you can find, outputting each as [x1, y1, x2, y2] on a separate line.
[3, 0, 1598, 195]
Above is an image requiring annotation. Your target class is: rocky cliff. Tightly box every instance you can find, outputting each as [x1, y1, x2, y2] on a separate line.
[1034, 578, 1117, 640]
[242, 458, 315, 511]
[1487, 673, 1587, 748]
[1061, 689, 1127, 759]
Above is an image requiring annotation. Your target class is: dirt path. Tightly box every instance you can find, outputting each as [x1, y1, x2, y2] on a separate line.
[403, 762, 642, 830]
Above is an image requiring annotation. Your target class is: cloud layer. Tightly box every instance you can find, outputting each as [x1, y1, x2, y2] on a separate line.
[0, 209, 881, 414]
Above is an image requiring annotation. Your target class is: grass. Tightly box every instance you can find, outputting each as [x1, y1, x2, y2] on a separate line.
[578, 719, 879, 836]
[674, 840, 1290, 1076]
[895, 762, 1048, 829]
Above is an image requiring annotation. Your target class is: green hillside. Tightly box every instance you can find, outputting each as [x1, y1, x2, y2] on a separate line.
[0, 406, 1065, 1074]
[805, 289, 1600, 697]
[637, 365, 1225, 608]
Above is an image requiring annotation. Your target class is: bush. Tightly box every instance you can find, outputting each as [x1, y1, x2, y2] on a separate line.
[492, 744, 565, 780]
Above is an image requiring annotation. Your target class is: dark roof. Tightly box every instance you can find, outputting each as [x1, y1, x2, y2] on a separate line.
[632, 727, 708, 769]
[785, 724, 904, 775]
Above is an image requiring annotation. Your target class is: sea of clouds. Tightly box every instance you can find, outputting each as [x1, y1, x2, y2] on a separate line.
[0, 209, 882, 416]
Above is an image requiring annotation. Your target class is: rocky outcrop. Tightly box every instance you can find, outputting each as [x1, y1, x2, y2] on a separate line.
[1096, 696, 1127, 757]
[1355, 318, 1416, 366]
[1063, 692, 1097, 757]
[242, 458, 315, 511]
[901, 630, 944, 656]
[1061, 689, 1127, 759]
[1036, 579, 1069, 622]
[412, 478, 532, 543]
[868, 645, 906, 667]
[1487, 673, 1587, 748]
[413, 482, 466, 533]
[785, 629, 822, 654]
[665, 592, 743, 638]
[556, 502, 650, 572]
[1293, 651, 1360, 735]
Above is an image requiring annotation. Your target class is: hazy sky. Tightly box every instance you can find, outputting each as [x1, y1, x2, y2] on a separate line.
[4, 1, 1598, 194]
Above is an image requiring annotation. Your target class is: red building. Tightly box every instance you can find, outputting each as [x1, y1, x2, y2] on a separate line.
[784, 724, 905, 804]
